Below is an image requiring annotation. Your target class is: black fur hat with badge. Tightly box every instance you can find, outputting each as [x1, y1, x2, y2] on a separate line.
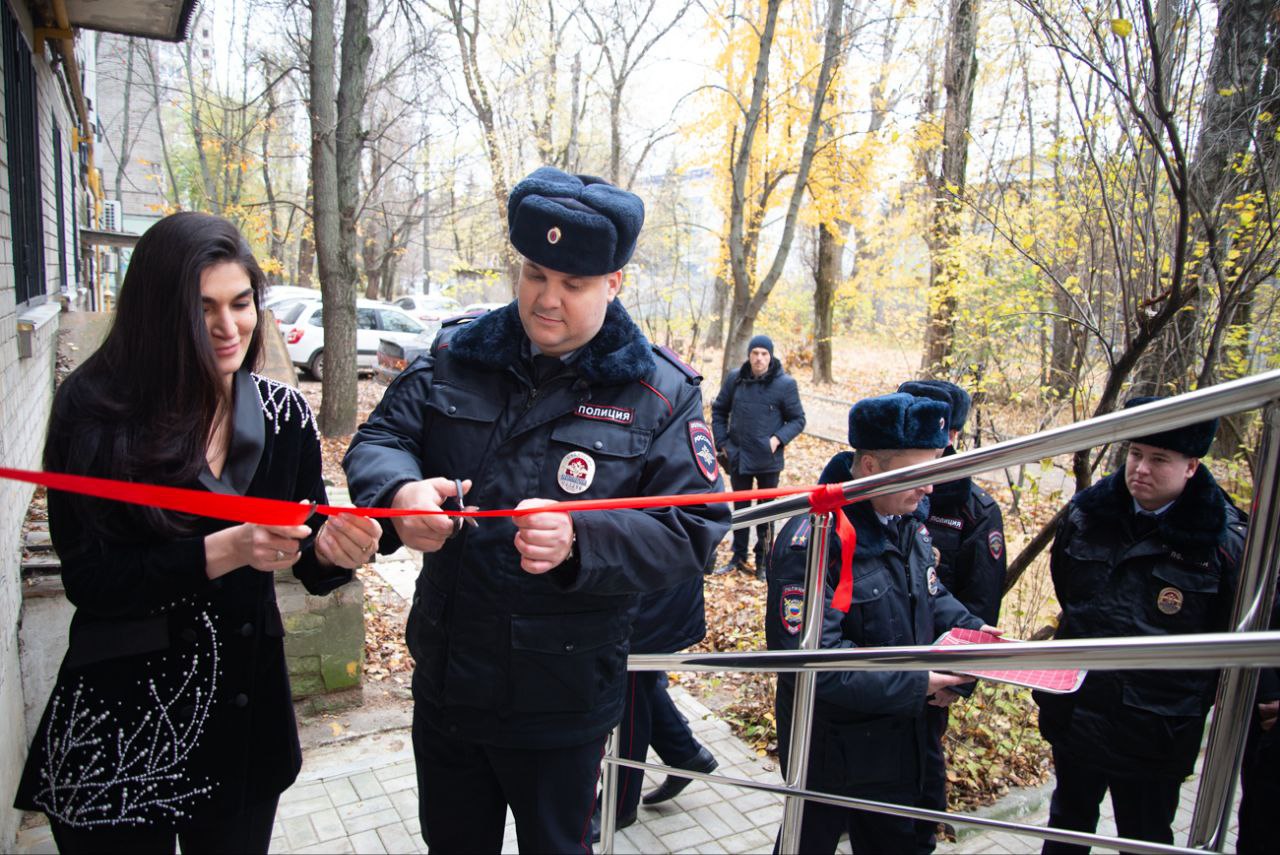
[897, 379, 971, 432]
[507, 167, 645, 276]
[848, 393, 950, 451]
[1123, 395, 1219, 458]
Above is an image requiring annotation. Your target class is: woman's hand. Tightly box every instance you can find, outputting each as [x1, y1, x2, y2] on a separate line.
[316, 513, 384, 569]
[205, 523, 311, 579]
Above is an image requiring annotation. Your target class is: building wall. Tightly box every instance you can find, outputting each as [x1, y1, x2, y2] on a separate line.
[1, 0, 79, 845]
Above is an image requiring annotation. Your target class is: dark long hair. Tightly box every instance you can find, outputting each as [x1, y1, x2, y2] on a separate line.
[45, 212, 267, 539]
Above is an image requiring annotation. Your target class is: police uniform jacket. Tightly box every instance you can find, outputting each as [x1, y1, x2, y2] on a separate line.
[628, 574, 706, 656]
[766, 453, 983, 796]
[15, 371, 351, 829]
[710, 357, 806, 476]
[343, 300, 729, 750]
[1035, 464, 1246, 778]
[925, 447, 1006, 627]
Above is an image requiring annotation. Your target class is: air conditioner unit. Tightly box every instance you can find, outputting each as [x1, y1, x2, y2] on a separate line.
[102, 200, 122, 231]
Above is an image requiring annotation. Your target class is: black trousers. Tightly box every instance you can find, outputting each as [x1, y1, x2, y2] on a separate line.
[1042, 749, 1182, 854]
[413, 703, 605, 854]
[48, 795, 279, 854]
[606, 671, 705, 818]
[730, 471, 781, 559]
[772, 795, 917, 854]
[1237, 714, 1280, 854]
[915, 704, 950, 853]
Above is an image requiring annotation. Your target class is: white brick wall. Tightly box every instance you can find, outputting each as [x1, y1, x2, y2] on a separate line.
[1, 2, 76, 846]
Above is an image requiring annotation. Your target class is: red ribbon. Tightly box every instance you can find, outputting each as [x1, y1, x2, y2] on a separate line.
[1, 465, 840, 523]
[807, 483, 857, 613]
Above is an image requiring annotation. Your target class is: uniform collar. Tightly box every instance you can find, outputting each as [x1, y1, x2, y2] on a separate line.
[1074, 463, 1230, 550]
[449, 299, 655, 385]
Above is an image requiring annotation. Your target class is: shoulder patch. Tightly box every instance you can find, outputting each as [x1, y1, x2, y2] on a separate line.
[654, 345, 702, 384]
[687, 419, 718, 482]
[779, 584, 805, 635]
[988, 530, 1005, 560]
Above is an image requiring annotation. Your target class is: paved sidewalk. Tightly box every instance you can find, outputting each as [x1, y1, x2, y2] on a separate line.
[13, 681, 1242, 853]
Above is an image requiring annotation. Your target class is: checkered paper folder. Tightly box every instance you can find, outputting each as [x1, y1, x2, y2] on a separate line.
[935, 628, 1086, 694]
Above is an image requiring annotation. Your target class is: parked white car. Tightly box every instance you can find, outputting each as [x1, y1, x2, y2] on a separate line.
[282, 299, 427, 379]
[393, 293, 462, 324]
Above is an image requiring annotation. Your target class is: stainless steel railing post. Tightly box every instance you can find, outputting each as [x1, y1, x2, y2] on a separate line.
[599, 722, 621, 854]
[778, 512, 833, 853]
[1188, 404, 1280, 850]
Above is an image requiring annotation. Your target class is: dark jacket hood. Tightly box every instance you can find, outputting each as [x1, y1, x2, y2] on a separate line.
[448, 299, 655, 385]
[1073, 463, 1230, 550]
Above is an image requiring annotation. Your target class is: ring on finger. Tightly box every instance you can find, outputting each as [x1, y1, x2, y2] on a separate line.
[275, 549, 285, 561]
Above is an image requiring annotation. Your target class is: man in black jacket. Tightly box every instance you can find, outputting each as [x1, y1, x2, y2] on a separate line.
[766, 392, 998, 853]
[589, 574, 718, 841]
[897, 379, 1005, 853]
[1035, 398, 1246, 854]
[343, 167, 730, 854]
[711, 334, 806, 577]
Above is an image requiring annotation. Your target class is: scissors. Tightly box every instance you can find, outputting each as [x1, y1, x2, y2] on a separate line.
[449, 477, 479, 537]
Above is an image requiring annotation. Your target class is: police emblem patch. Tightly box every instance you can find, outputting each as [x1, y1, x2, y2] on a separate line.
[927, 567, 940, 596]
[780, 584, 805, 635]
[687, 420, 718, 483]
[547, 226, 562, 245]
[1157, 586, 1184, 615]
[988, 530, 1005, 560]
[557, 451, 595, 494]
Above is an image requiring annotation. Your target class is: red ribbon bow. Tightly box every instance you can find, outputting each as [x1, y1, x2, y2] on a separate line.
[807, 483, 857, 613]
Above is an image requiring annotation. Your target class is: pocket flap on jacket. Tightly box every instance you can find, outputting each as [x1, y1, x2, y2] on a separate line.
[1151, 563, 1220, 594]
[511, 610, 626, 654]
[65, 616, 170, 669]
[550, 420, 649, 458]
[427, 382, 503, 422]
[850, 569, 891, 604]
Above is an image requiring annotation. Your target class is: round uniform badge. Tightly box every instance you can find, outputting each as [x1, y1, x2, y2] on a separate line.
[557, 451, 595, 494]
[547, 226, 562, 245]
[1157, 586, 1184, 615]
[927, 567, 940, 596]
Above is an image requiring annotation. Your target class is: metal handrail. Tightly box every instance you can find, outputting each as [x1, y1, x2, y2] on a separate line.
[597, 370, 1280, 855]
[732, 368, 1280, 530]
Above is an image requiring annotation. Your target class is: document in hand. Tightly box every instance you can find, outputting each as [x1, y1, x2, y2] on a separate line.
[934, 628, 1086, 694]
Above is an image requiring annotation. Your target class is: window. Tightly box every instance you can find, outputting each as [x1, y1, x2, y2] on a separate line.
[280, 302, 309, 325]
[379, 309, 422, 334]
[4, 6, 46, 304]
[357, 308, 377, 330]
[395, 297, 414, 309]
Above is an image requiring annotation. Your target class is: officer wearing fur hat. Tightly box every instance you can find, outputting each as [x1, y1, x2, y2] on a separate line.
[343, 166, 729, 853]
[710, 333, 806, 577]
[897, 380, 1006, 853]
[1035, 397, 1246, 853]
[765, 393, 1000, 853]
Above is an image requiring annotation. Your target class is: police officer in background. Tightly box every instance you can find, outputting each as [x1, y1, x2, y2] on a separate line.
[711, 334, 806, 577]
[1035, 398, 1246, 854]
[343, 166, 730, 853]
[766, 393, 1000, 853]
[897, 380, 1006, 853]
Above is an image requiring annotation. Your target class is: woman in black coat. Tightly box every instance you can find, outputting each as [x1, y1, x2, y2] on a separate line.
[13, 213, 381, 853]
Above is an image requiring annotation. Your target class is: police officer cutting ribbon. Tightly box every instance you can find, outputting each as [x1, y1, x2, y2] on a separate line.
[343, 167, 730, 853]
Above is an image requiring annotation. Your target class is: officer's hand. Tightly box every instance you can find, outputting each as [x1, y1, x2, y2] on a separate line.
[926, 671, 970, 699]
[770, 435, 781, 454]
[390, 479, 471, 553]
[316, 513, 384, 569]
[1259, 700, 1279, 732]
[978, 625, 1005, 637]
[513, 498, 574, 575]
[928, 687, 962, 708]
